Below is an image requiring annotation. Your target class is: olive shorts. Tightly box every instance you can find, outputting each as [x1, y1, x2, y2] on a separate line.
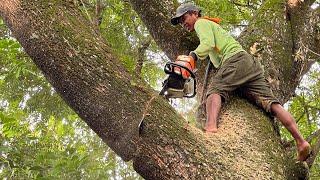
[207, 51, 280, 113]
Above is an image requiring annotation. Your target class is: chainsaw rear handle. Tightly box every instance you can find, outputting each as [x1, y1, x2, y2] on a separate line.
[184, 80, 196, 98]
[164, 62, 196, 79]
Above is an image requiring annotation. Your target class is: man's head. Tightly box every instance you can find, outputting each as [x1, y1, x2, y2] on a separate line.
[171, 3, 201, 32]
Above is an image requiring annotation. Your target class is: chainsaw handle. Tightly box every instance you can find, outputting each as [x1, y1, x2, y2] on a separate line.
[163, 62, 196, 98]
[185, 80, 196, 98]
[164, 62, 196, 78]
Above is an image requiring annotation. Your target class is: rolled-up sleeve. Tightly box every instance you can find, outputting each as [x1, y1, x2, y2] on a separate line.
[192, 19, 215, 60]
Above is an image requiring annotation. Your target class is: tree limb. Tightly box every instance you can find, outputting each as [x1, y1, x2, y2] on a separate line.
[95, 0, 105, 27]
[229, 0, 257, 9]
[306, 104, 320, 111]
[310, 8, 320, 59]
[135, 37, 151, 75]
[296, 111, 306, 124]
[285, 0, 320, 90]
[305, 0, 318, 7]
[306, 129, 320, 142]
[127, 0, 198, 60]
[306, 129, 320, 168]
[299, 93, 311, 124]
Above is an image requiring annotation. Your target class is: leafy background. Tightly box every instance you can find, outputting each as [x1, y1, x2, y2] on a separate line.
[0, 0, 319, 179]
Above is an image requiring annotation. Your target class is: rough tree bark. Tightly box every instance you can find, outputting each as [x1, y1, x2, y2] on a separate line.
[0, 0, 319, 179]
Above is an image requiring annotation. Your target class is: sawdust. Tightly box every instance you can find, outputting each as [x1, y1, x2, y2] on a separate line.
[183, 98, 286, 179]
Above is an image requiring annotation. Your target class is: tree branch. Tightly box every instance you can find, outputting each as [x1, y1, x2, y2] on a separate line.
[300, 94, 312, 124]
[127, 0, 198, 60]
[135, 37, 151, 75]
[284, 0, 320, 89]
[305, 0, 318, 7]
[310, 8, 320, 59]
[95, 0, 105, 27]
[229, 0, 257, 9]
[306, 129, 320, 168]
[296, 111, 306, 124]
[306, 129, 320, 142]
[306, 104, 320, 111]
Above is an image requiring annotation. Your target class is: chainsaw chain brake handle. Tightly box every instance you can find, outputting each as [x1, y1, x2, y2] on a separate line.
[163, 62, 196, 98]
[164, 62, 196, 79]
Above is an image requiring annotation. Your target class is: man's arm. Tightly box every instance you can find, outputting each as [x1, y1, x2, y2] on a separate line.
[192, 19, 216, 60]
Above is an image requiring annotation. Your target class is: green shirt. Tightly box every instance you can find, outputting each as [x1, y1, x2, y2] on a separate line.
[192, 19, 245, 68]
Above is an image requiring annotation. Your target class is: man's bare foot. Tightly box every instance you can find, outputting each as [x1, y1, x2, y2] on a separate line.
[288, 0, 302, 8]
[204, 126, 218, 133]
[297, 141, 311, 161]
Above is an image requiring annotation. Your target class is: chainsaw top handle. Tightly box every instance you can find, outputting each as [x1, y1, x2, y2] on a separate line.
[163, 61, 196, 98]
[164, 62, 196, 79]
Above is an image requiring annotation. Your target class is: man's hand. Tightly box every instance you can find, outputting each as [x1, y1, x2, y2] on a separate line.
[174, 55, 196, 79]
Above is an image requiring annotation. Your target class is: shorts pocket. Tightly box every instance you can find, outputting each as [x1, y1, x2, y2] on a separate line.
[221, 64, 237, 84]
[222, 58, 254, 85]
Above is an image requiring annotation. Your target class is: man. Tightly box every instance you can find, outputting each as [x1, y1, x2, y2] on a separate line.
[170, 3, 310, 161]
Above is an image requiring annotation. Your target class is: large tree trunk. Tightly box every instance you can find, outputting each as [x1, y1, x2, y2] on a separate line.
[1, 0, 319, 179]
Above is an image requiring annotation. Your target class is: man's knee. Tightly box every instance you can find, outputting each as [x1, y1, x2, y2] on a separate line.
[207, 93, 221, 102]
[270, 103, 283, 116]
[271, 103, 296, 125]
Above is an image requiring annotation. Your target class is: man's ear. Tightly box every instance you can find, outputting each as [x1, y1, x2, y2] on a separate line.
[195, 11, 199, 18]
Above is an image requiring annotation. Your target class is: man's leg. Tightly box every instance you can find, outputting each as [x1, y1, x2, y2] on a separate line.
[271, 103, 311, 161]
[204, 93, 222, 133]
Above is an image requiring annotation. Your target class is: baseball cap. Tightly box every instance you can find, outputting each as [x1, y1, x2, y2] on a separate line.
[171, 3, 201, 25]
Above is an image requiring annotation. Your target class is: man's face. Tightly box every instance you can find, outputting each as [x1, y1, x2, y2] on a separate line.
[180, 12, 198, 32]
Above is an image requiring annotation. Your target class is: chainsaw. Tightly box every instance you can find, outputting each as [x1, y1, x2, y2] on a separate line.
[159, 62, 196, 99]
